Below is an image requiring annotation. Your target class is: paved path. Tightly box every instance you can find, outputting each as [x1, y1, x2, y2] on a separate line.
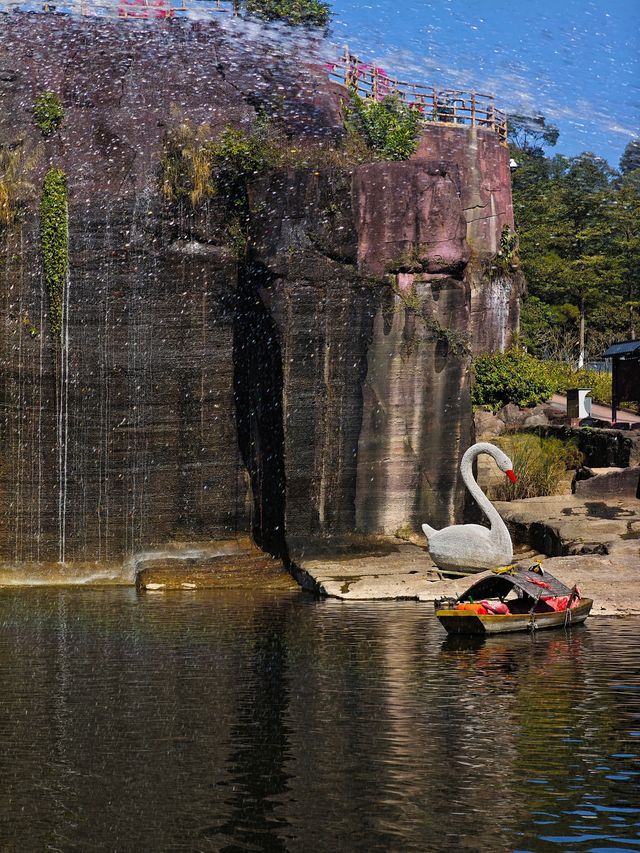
[550, 393, 637, 425]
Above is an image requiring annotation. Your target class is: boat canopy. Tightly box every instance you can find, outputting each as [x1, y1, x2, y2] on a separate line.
[457, 565, 573, 602]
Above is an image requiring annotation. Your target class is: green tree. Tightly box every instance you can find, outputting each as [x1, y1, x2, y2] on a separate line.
[512, 139, 638, 364]
[602, 172, 640, 338]
[619, 139, 640, 175]
[507, 113, 559, 157]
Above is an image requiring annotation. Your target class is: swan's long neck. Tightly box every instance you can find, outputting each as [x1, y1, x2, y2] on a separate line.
[461, 443, 511, 549]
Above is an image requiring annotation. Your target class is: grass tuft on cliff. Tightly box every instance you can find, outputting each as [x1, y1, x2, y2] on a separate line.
[161, 121, 215, 208]
[0, 143, 37, 229]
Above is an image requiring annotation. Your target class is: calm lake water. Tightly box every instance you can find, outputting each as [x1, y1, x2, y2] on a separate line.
[0, 588, 638, 852]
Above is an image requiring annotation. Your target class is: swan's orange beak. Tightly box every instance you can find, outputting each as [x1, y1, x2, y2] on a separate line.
[506, 469, 517, 484]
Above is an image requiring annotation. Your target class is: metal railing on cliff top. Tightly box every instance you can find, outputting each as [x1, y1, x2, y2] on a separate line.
[328, 48, 507, 141]
[2, 0, 508, 141]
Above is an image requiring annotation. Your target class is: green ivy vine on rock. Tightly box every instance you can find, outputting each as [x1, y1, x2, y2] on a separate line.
[40, 168, 68, 336]
[33, 92, 64, 137]
[499, 224, 518, 262]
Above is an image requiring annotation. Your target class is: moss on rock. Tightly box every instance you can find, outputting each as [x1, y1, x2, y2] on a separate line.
[40, 168, 68, 335]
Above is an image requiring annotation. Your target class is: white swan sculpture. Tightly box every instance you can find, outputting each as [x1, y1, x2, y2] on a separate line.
[422, 442, 517, 574]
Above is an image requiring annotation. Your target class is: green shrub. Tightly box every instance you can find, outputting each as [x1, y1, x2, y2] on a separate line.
[245, 0, 330, 26]
[499, 224, 518, 262]
[346, 92, 421, 161]
[205, 125, 274, 208]
[40, 168, 68, 335]
[495, 434, 583, 500]
[543, 361, 612, 406]
[33, 92, 64, 137]
[472, 348, 554, 412]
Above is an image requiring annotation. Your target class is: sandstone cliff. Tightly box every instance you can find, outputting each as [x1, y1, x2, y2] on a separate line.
[0, 13, 522, 572]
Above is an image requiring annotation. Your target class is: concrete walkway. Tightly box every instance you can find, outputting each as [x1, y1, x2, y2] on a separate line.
[550, 393, 638, 425]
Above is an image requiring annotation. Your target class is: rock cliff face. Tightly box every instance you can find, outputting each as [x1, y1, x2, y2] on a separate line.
[0, 13, 522, 572]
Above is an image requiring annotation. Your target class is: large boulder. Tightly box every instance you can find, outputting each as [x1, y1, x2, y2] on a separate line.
[474, 409, 505, 437]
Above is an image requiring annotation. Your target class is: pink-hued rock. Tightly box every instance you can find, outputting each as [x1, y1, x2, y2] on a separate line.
[353, 161, 469, 278]
[412, 124, 515, 255]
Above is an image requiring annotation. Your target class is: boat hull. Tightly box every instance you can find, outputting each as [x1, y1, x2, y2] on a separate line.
[436, 599, 593, 635]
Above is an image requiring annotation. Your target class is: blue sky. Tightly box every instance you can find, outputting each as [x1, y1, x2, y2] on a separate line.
[328, 0, 639, 167]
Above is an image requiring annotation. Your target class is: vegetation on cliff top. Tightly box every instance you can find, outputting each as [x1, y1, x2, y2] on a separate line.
[161, 92, 421, 217]
[161, 119, 304, 208]
[245, 0, 330, 27]
[345, 91, 421, 161]
[40, 168, 68, 335]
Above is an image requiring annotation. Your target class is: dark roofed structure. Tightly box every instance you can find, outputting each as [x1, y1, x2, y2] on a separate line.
[603, 341, 640, 358]
[603, 340, 640, 423]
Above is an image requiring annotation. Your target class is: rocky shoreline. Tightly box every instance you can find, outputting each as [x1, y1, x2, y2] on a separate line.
[290, 466, 640, 616]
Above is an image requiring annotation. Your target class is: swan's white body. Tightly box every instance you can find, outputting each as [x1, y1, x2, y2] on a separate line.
[422, 442, 514, 573]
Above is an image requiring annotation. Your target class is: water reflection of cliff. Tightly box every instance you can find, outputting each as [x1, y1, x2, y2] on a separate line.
[0, 592, 637, 851]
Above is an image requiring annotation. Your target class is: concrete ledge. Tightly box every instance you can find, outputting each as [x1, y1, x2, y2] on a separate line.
[295, 539, 498, 602]
[133, 537, 295, 592]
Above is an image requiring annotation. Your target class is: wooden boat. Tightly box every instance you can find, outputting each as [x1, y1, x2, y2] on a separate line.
[435, 564, 593, 635]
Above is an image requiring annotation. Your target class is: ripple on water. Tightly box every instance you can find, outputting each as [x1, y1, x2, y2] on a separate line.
[0, 589, 638, 852]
